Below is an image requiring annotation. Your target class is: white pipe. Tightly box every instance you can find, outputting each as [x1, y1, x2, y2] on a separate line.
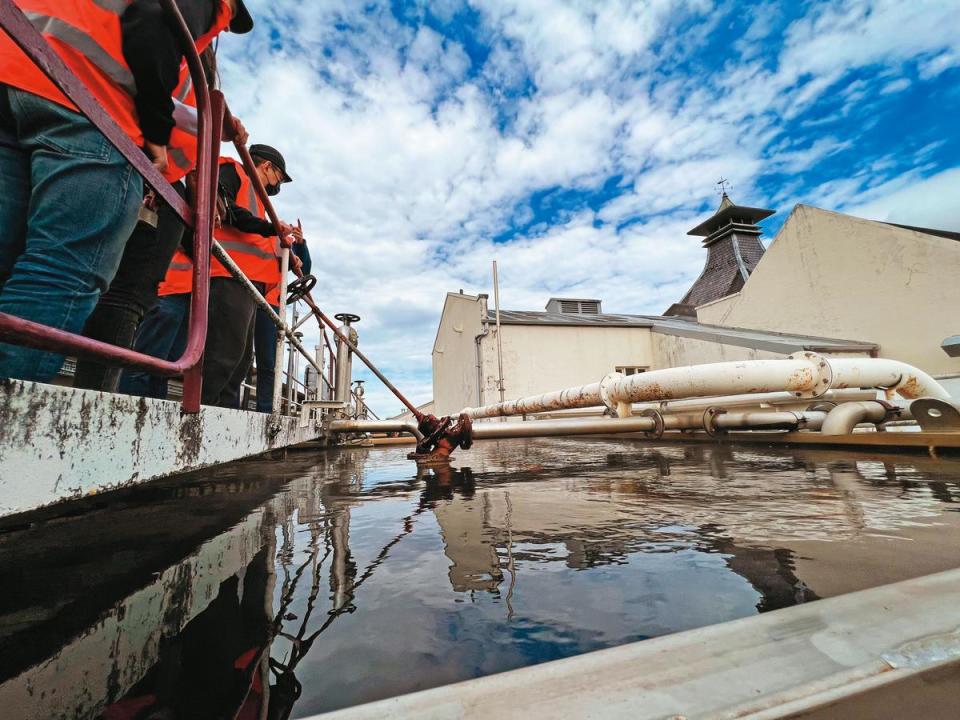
[828, 358, 949, 400]
[328, 410, 826, 441]
[820, 401, 889, 435]
[461, 356, 950, 420]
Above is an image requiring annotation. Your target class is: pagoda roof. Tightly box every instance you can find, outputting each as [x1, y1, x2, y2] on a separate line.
[687, 194, 775, 237]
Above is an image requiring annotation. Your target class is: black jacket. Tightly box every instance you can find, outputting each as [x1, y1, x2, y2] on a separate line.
[122, 0, 218, 145]
[219, 163, 276, 237]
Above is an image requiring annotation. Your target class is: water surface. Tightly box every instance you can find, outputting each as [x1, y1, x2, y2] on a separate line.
[2, 439, 959, 718]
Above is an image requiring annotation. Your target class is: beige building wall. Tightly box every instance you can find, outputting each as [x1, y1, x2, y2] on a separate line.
[695, 205, 960, 376]
[473, 324, 655, 413]
[433, 293, 485, 416]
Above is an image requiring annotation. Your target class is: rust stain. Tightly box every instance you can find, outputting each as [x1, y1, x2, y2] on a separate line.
[899, 375, 923, 399]
[786, 367, 813, 392]
[178, 413, 204, 467]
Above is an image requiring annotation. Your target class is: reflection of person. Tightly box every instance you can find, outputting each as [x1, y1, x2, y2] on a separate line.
[99, 547, 272, 720]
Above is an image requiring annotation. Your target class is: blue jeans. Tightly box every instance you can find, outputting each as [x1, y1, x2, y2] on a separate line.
[0, 87, 143, 382]
[254, 305, 280, 413]
[118, 293, 190, 399]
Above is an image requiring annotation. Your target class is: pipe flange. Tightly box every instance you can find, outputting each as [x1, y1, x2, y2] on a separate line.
[703, 406, 727, 437]
[787, 351, 833, 400]
[639, 409, 664, 440]
[599, 372, 626, 415]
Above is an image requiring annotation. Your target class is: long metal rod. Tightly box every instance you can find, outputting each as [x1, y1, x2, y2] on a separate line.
[493, 261, 505, 404]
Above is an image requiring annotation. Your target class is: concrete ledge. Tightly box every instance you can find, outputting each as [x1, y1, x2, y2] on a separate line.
[316, 569, 960, 719]
[0, 378, 325, 519]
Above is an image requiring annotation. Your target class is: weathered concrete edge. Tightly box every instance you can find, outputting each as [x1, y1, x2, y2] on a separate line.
[0, 378, 326, 519]
[0, 510, 270, 717]
[314, 569, 960, 720]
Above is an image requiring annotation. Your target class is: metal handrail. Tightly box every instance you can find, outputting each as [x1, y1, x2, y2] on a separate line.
[0, 0, 217, 412]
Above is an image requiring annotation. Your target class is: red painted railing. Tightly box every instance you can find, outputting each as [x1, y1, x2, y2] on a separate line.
[0, 0, 217, 411]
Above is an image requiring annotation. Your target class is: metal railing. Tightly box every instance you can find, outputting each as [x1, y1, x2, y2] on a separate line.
[0, 0, 422, 422]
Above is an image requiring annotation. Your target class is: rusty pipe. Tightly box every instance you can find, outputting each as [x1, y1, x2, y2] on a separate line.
[820, 402, 889, 435]
[461, 356, 950, 420]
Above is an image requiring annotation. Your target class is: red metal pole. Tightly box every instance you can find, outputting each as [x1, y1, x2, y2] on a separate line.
[180, 91, 224, 412]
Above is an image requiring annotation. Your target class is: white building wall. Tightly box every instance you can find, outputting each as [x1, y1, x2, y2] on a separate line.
[474, 324, 655, 412]
[696, 205, 960, 376]
[433, 293, 485, 415]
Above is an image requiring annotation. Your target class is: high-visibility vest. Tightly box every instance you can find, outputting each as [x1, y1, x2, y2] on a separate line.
[158, 157, 280, 296]
[211, 157, 281, 283]
[0, 0, 141, 142]
[163, 0, 233, 183]
[265, 283, 281, 307]
[0, 1, 233, 148]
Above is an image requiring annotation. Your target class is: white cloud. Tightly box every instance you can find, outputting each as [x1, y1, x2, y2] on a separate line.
[215, 0, 959, 416]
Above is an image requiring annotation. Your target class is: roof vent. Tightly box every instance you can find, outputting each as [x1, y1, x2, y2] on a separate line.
[546, 298, 602, 315]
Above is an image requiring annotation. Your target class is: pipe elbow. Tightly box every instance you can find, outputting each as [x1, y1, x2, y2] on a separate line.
[820, 401, 888, 435]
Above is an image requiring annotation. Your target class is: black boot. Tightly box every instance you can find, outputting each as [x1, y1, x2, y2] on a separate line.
[73, 305, 141, 392]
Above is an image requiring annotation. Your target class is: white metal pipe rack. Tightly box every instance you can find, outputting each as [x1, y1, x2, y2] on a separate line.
[459, 355, 949, 420]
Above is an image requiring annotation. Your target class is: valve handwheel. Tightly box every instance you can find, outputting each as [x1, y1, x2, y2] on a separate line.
[335, 313, 361, 324]
[286, 274, 316, 302]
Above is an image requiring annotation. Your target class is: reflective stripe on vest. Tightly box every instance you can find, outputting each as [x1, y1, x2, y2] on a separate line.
[158, 251, 194, 296]
[23, 13, 137, 95]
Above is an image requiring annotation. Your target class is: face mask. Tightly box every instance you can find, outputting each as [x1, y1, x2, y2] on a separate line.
[266, 182, 280, 196]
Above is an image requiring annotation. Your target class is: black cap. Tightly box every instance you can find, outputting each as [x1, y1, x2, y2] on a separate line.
[250, 144, 292, 183]
[230, 0, 254, 34]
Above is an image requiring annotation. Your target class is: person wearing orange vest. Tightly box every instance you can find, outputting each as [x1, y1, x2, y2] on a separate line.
[75, 36, 251, 392]
[0, 0, 252, 383]
[119, 146, 300, 405]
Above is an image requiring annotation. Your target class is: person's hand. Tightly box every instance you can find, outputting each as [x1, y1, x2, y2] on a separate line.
[290, 254, 303, 273]
[228, 116, 248, 146]
[279, 221, 302, 244]
[145, 141, 168, 173]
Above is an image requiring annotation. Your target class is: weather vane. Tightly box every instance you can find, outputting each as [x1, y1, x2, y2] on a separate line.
[716, 177, 732, 196]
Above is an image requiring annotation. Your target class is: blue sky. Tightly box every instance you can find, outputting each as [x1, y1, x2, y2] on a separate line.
[221, 0, 960, 416]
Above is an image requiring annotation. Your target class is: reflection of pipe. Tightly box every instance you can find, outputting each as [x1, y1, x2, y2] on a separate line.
[330, 510, 353, 610]
[821, 401, 889, 435]
[461, 356, 950, 420]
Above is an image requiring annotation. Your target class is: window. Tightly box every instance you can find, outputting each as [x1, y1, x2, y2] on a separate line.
[616, 366, 647, 376]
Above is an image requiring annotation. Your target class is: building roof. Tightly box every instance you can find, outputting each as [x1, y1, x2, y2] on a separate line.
[496, 309, 877, 355]
[687, 193, 775, 237]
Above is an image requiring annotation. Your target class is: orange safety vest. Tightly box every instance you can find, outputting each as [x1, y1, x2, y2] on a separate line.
[163, 0, 233, 183]
[159, 157, 280, 296]
[0, 0, 141, 142]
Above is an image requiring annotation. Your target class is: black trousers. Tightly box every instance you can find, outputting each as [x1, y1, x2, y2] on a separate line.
[74, 181, 187, 391]
[201, 277, 263, 408]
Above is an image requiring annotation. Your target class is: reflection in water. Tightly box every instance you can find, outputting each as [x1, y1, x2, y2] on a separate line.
[1, 440, 960, 718]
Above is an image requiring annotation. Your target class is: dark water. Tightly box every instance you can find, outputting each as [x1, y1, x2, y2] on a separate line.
[2, 439, 960, 719]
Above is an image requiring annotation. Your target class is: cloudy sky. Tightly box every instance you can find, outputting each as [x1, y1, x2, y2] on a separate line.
[218, 0, 959, 417]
